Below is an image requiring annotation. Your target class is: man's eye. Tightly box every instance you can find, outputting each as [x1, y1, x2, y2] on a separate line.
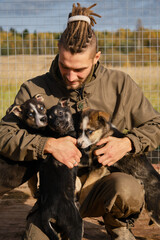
[75, 69, 83, 73]
[60, 63, 68, 70]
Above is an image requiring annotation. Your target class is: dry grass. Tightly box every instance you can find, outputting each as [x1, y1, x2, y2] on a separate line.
[112, 65, 160, 111]
[0, 55, 160, 117]
[0, 55, 54, 83]
[0, 55, 54, 116]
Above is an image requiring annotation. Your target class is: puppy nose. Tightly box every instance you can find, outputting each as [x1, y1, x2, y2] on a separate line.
[40, 116, 47, 122]
[77, 141, 82, 149]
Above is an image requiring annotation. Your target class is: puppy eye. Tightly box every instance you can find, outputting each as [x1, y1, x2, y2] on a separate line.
[86, 130, 93, 135]
[88, 130, 93, 134]
[40, 106, 44, 110]
[28, 112, 33, 117]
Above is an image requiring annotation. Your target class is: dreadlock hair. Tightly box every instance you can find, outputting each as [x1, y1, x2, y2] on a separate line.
[59, 3, 101, 54]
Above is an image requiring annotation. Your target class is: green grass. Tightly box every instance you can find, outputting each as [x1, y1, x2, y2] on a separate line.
[0, 56, 160, 118]
[0, 80, 159, 119]
[0, 84, 21, 117]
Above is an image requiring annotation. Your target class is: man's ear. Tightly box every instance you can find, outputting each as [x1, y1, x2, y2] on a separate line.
[34, 94, 44, 102]
[93, 51, 101, 64]
[10, 105, 23, 118]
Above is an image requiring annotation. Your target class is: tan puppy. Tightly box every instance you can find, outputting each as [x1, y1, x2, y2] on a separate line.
[78, 109, 160, 226]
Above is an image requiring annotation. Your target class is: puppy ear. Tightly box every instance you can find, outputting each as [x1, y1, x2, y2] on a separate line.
[98, 111, 110, 126]
[58, 97, 69, 107]
[34, 94, 44, 102]
[10, 105, 23, 118]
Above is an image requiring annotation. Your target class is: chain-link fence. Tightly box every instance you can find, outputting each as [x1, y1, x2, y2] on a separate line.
[0, 0, 160, 163]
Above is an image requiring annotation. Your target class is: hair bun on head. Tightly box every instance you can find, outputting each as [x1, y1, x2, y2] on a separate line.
[68, 15, 91, 25]
[59, 3, 101, 53]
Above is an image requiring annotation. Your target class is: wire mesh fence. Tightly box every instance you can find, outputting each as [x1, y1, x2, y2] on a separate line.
[0, 0, 160, 163]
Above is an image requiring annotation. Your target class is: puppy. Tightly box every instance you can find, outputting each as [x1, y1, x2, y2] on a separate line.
[39, 98, 83, 240]
[0, 94, 47, 197]
[11, 94, 48, 129]
[78, 109, 160, 227]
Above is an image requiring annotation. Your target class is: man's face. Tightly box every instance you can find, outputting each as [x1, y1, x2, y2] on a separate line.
[58, 46, 101, 90]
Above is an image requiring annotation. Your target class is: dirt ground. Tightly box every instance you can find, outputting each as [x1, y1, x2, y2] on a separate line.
[0, 181, 160, 240]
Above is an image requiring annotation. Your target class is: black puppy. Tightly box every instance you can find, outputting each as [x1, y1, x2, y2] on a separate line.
[78, 109, 160, 227]
[39, 98, 83, 240]
[0, 94, 47, 197]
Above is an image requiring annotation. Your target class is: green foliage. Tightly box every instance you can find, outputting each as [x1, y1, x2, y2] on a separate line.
[0, 31, 60, 56]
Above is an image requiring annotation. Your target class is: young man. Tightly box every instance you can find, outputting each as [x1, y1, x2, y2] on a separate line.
[0, 3, 160, 240]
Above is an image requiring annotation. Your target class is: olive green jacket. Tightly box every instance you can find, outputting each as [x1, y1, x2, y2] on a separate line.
[0, 55, 160, 162]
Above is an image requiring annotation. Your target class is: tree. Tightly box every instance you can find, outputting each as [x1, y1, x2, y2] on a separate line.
[9, 28, 17, 35]
[23, 29, 29, 38]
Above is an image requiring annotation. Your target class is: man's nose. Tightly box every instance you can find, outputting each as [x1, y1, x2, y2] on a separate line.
[66, 70, 77, 82]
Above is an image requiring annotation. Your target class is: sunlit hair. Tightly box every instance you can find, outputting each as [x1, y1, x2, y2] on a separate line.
[59, 3, 101, 54]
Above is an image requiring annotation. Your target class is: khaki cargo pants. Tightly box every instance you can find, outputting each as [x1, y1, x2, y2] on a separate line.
[24, 172, 144, 239]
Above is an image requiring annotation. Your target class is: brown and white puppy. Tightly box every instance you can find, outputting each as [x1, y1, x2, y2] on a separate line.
[78, 109, 160, 227]
[0, 94, 47, 197]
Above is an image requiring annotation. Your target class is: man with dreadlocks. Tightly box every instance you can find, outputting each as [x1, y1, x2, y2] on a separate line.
[0, 3, 160, 240]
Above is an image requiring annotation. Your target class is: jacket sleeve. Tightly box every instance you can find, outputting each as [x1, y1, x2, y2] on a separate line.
[123, 74, 160, 154]
[0, 82, 49, 161]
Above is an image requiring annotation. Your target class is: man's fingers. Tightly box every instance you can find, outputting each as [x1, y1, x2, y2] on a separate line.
[77, 149, 82, 158]
[67, 136, 82, 158]
[74, 147, 82, 159]
[101, 159, 114, 166]
[97, 154, 114, 166]
[97, 154, 106, 163]
[68, 136, 77, 144]
[67, 158, 79, 168]
[96, 137, 109, 146]
[67, 162, 75, 169]
[94, 145, 106, 156]
[71, 156, 80, 165]
[44, 136, 82, 168]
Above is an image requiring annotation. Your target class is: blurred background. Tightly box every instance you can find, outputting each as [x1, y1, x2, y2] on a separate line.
[0, 0, 160, 163]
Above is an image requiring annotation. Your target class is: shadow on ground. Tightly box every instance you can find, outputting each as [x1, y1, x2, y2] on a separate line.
[0, 183, 160, 240]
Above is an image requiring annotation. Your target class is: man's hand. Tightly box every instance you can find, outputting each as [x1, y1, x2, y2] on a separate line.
[44, 136, 82, 168]
[94, 136, 132, 166]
